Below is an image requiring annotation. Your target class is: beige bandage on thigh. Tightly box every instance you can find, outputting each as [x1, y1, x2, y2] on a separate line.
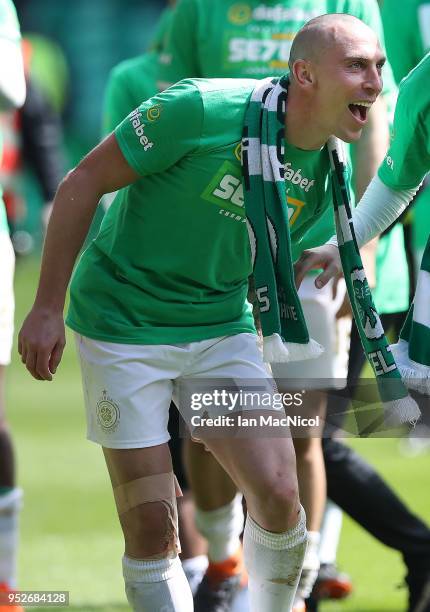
[114, 472, 183, 557]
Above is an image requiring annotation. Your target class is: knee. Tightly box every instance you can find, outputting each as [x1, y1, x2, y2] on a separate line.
[120, 500, 178, 559]
[255, 472, 300, 525]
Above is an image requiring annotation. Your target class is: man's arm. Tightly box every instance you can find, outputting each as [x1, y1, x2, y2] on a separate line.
[294, 177, 419, 289]
[18, 134, 139, 381]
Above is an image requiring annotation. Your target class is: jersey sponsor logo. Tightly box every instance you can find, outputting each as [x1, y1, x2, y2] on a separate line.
[234, 143, 242, 162]
[129, 107, 154, 151]
[201, 160, 246, 222]
[385, 155, 394, 170]
[228, 36, 293, 68]
[96, 390, 120, 432]
[228, 3, 253, 25]
[202, 158, 306, 226]
[285, 162, 315, 192]
[286, 195, 305, 226]
[227, 4, 320, 24]
[146, 104, 162, 122]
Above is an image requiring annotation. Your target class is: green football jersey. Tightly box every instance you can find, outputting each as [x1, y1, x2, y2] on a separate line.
[379, 52, 430, 191]
[157, 0, 408, 313]
[380, 0, 430, 84]
[0, 0, 22, 234]
[159, 0, 396, 100]
[66, 78, 335, 345]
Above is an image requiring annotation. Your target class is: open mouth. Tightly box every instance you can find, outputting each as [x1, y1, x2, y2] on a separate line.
[348, 101, 372, 123]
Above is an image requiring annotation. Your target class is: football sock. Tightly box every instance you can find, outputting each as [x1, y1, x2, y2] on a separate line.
[296, 530, 320, 599]
[0, 488, 22, 588]
[318, 500, 343, 565]
[122, 554, 193, 611]
[181, 554, 208, 595]
[195, 493, 244, 562]
[243, 505, 307, 611]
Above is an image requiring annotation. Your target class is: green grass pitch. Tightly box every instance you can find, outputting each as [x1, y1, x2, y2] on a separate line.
[6, 257, 430, 611]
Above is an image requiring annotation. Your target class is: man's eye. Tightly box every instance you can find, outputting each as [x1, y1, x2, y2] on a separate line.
[350, 61, 364, 69]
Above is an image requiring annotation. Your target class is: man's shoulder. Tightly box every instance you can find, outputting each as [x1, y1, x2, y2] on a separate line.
[189, 77, 258, 95]
[398, 52, 430, 113]
[174, 77, 257, 119]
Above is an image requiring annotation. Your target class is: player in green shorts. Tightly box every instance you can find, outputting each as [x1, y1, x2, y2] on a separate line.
[19, 14, 385, 612]
[0, 1, 26, 608]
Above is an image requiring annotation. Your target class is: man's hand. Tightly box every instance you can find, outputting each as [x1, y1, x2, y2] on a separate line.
[294, 244, 342, 289]
[18, 308, 66, 381]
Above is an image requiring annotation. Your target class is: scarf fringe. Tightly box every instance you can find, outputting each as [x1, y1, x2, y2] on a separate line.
[383, 396, 421, 427]
[263, 333, 324, 363]
[391, 341, 430, 395]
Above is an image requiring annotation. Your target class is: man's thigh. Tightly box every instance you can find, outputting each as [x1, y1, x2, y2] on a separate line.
[272, 276, 349, 390]
[75, 334, 184, 449]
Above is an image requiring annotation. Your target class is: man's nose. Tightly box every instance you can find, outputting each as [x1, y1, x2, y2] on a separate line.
[364, 65, 383, 96]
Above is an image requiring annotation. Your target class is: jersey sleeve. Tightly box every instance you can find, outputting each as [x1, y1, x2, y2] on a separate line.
[157, 0, 201, 86]
[378, 86, 430, 190]
[114, 79, 203, 177]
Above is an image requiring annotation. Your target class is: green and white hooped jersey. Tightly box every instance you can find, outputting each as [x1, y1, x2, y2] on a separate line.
[67, 78, 336, 345]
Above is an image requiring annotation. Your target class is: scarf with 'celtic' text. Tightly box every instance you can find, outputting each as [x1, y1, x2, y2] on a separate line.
[242, 76, 420, 425]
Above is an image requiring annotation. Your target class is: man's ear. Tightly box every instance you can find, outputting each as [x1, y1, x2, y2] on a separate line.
[291, 59, 315, 87]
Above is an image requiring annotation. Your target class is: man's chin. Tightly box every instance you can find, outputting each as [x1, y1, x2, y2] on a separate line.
[335, 126, 363, 143]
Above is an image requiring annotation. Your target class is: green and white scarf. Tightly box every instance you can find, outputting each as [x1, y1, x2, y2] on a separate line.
[242, 76, 420, 425]
[391, 238, 430, 395]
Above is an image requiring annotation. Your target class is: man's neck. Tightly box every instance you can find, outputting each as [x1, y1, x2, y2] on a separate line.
[285, 86, 328, 151]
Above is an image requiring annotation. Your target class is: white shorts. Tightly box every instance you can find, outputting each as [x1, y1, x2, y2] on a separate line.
[0, 233, 15, 366]
[75, 332, 275, 449]
[272, 276, 351, 390]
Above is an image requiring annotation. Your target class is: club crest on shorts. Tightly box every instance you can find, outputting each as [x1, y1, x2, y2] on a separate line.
[96, 390, 120, 432]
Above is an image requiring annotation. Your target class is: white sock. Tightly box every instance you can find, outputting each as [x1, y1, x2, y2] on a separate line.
[181, 554, 208, 596]
[0, 488, 23, 588]
[195, 493, 244, 562]
[318, 500, 343, 565]
[122, 554, 193, 612]
[296, 530, 320, 599]
[243, 505, 307, 612]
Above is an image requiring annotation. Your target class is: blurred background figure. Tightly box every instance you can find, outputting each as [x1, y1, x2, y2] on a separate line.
[0, 1, 25, 609]
[0, 36, 66, 256]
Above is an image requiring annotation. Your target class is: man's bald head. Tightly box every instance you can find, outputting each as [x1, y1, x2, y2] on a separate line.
[289, 13, 379, 71]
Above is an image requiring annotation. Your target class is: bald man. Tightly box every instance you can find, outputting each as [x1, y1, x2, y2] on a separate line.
[18, 14, 384, 612]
